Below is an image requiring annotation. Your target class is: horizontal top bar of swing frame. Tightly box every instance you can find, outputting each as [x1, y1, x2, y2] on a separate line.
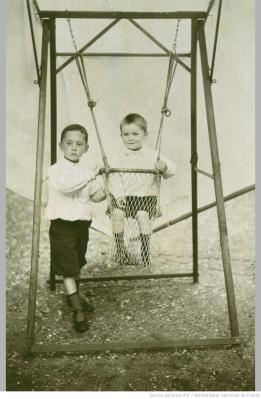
[30, 337, 240, 354]
[56, 52, 191, 58]
[39, 10, 207, 19]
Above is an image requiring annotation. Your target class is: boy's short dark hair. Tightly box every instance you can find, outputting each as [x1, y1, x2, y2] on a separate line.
[120, 113, 147, 133]
[60, 124, 88, 143]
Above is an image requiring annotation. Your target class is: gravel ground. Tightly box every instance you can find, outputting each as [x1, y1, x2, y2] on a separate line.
[6, 189, 255, 391]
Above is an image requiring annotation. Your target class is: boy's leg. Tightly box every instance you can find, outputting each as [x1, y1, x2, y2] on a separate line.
[74, 220, 95, 312]
[73, 272, 94, 312]
[136, 210, 151, 267]
[64, 276, 89, 333]
[50, 219, 88, 332]
[111, 208, 129, 263]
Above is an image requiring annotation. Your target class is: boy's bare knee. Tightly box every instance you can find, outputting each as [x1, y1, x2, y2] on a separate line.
[112, 208, 125, 219]
[136, 210, 149, 220]
[136, 211, 151, 234]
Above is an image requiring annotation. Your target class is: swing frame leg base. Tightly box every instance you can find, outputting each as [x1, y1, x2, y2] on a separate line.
[29, 337, 240, 356]
[23, 350, 35, 361]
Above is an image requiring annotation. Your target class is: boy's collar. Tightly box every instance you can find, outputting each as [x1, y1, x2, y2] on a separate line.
[62, 156, 80, 164]
[124, 147, 147, 156]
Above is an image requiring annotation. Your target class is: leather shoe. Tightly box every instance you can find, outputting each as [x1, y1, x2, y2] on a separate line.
[73, 310, 89, 333]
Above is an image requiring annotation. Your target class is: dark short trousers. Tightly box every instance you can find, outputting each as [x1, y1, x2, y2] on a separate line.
[110, 195, 157, 219]
[49, 218, 92, 277]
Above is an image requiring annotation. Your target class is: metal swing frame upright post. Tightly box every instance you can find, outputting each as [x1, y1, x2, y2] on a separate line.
[197, 20, 239, 337]
[49, 17, 57, 291]
[190, 19, 199, 283]
[26, 19, 49, 354]
[26, 5, 241, 355]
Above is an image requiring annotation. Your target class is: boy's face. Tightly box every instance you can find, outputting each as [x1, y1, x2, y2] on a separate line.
[120, 123, 147, 151]
[59, 130, 88, 162]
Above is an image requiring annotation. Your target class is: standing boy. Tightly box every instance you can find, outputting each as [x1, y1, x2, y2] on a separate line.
[108, 113, 176, 267]
[45, 123, 105, 333]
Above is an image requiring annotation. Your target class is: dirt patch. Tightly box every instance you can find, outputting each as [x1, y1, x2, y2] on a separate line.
[6, 189, 255, 391]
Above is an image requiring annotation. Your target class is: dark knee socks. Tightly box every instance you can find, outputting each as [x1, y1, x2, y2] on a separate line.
[68, 291, 83, 311]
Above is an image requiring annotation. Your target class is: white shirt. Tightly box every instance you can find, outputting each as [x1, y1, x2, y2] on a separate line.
[107, 148, 176, 198]
[45, 157, 101, 221]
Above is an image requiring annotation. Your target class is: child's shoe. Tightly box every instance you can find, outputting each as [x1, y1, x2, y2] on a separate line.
[73, 310, 89, 333]
[68, 292, 89, 333]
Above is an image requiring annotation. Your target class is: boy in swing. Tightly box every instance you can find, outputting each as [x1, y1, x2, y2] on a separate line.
[108, 113, 176, 267]
[45, 124, 105, 333]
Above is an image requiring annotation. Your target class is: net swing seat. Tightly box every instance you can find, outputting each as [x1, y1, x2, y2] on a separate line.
[106, 167, 160, 269]
[66, 16, 181, 270]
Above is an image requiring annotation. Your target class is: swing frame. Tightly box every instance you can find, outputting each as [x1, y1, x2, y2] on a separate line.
[26, 1, 241, 356]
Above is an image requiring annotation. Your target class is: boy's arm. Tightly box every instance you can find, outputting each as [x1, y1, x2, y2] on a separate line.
[48, 164, 95, 193]
[158, 154, 176, 179]
[89, 176, 107, 203]
[108, 173, 125, 199]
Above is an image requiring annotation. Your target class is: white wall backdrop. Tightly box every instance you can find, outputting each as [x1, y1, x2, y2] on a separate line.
[6, 0, 255, 224]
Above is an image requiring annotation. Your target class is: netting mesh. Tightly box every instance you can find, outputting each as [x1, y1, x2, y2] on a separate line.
[105, 169, 160, 268]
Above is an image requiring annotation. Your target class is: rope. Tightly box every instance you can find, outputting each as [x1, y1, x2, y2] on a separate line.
[66, 16, 109, 170]
[66, 16, 113, 217]
[155, 19, 180, 158]
[155, 54, 178, 158]
[154, 19, 180, 218]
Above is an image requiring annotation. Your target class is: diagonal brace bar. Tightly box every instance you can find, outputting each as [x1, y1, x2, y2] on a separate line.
[206, 0, 216, 18]
[194, 167, 214, 179]
[26, 0, 41, 84]
[172, 52, 191, 73]
[210, 0, 222, 82]
[57, 19, 121, 74]
[128, 19, 170, 54]
[33, 0, 41, 17]
[32, 0, 42, 25]
[128, 19, 191, 73]
[153, 184, 255, 233]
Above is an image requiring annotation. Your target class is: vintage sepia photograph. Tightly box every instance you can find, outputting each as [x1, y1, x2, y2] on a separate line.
[6, 0, 255, 392]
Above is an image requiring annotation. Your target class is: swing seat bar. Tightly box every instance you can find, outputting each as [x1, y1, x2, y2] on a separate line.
[105, 167, 159, 175]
